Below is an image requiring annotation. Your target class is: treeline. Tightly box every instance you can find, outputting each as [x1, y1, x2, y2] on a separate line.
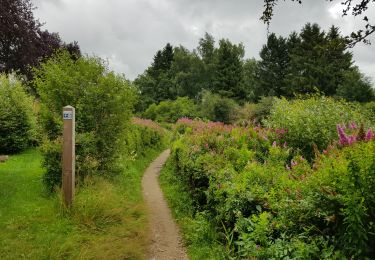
[135, 23, 375, 114]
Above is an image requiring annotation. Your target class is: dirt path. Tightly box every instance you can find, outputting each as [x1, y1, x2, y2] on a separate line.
[142, 149, 188, 260]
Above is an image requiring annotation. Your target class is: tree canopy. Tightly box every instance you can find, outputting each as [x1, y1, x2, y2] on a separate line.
[261, 0, 375, 46]
[134, 25, 374, 112]
[0, 0, 81, 80]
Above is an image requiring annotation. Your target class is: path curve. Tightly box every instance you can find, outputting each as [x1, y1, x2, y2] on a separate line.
[142, 149, 188, 260]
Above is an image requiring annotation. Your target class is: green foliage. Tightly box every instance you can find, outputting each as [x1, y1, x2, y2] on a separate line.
[134, 43, 176, 111]
[336, 67, 375, 102]
[257, 33, 290, 97]
[136, 26, 373, 108]
[363, 101, 375, 122]
[34, 51, 137, 191]
[143, 97, 199, 123]
[285, 24, 353, 97]
[159, 161, 226, 259]
[0, 147, 164, 259]
[199, 90, 239, 124]
[0, 74, 37, 154]
[212, 39, 245, 100]
[240, 58, 259, 102]
[265, 96, 370, 159]
[168, 119, 375, 258]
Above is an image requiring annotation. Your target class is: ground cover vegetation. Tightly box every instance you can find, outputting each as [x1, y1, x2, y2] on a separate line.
[0, 144, 166, 259]
[162, 109, 374, 258]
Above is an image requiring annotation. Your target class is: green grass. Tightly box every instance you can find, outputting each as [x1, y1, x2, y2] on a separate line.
[0, 147, 164, 259]
[159, 160, 226, 260]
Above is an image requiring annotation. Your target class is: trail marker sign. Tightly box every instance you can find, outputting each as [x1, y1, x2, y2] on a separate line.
[62, 105, 75, 207]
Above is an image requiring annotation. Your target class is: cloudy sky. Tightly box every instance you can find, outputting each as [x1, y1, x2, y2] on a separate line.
[33, 0, 375, 82]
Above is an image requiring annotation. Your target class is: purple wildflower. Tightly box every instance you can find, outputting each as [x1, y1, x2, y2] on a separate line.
[349, 122, 357, 130]
[337, 124, 349, 145]
[365, 129, 374, 141]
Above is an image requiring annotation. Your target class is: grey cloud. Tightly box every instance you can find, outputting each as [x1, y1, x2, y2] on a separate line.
[32, 0, 374, 83]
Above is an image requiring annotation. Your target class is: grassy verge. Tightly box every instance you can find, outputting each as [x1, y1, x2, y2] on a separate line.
[0, 147, 164, 259]
[159, 160, 226, 260]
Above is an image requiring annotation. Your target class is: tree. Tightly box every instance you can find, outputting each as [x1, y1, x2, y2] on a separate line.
[285, 23, 353, 96]
[198, 32, 215, 64]
[134, 43, 175, 111]
[170, 46, 205, 99]
[261, 0, 375, 46]
[336, 67, 375, 102]
[0, 0, 81, 80]
[240, 58, 260, 102]
[257, 33, 290, 97]
[212, 39, 245, 100]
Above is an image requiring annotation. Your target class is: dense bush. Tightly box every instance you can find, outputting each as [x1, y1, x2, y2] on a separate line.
[232, 96, 276, 126]
[123, 118, 167, 158]
[142, 97, 198, 123]
[363, 101, 375, 122]
[34, 51, 136, 191]
[264, 96, 371, 159]
[199, 90, 238, 124]
[170, 119, 375, 258]
[0, 74, 37, 154]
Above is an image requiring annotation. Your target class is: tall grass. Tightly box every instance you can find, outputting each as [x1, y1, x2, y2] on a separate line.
[0, 147, 163, 259]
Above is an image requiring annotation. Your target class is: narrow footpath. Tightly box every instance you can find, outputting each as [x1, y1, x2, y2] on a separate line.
[142, 149, 188, 260]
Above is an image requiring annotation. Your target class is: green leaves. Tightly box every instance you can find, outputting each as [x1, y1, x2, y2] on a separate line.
[34, 51, 137, 191]
[265, 96, 371, 160]
[0, 74, 37, 154]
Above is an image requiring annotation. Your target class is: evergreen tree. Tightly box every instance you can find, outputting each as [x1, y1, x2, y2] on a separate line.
[336, 67, 375, 102]
[285, 23, 353, 96]
[134, 43, 175, 111]
[212, 39, 244, 100]
[257, 33, 290, 97]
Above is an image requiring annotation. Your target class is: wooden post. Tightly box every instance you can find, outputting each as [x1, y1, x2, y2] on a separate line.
[62, 105, 75, 207]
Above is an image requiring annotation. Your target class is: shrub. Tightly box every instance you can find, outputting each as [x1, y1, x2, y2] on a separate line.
[143, 97, 198, 123]
[122, 118, 167, 158]
[0, 74, 37, 154]
[34, 51, 136, 191]
[362, 101, 375, 122]
[199, 90, 238, 124]
[169, 119, 375, 258]
[264, 95, 370, 159]
[232, 97, 276, 126]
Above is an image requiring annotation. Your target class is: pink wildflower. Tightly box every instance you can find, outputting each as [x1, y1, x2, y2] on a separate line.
[349, 122, 357, 130]
[365, 129, 374, 141]
[337, 124, 349, 145]
[291, 159, 298, 167]
[272, 141, 277, 147]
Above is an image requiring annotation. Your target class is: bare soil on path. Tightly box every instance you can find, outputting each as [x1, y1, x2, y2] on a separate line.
[142, 149, 188, 260]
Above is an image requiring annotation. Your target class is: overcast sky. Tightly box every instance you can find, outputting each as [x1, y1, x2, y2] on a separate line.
[33, 0, 375, 83]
